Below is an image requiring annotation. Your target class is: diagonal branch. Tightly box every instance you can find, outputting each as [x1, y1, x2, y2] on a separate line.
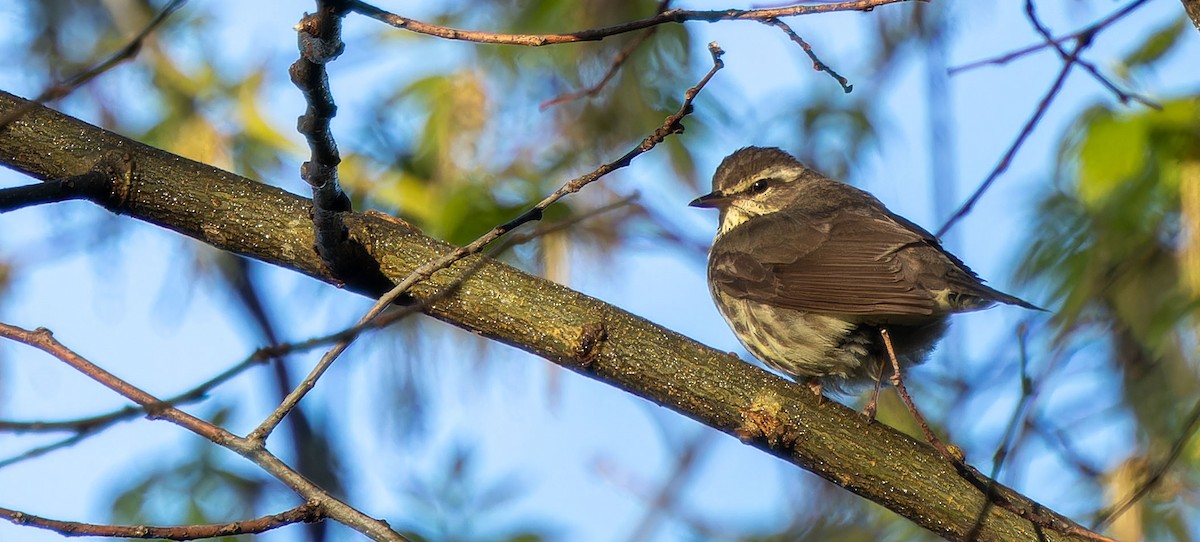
[540, 0, 673, 109]
[1093, 396, 1200, 530]
[0, 89, 1110, 541]
[0, 323, 406, 542]
[937, 36, 1086, 237]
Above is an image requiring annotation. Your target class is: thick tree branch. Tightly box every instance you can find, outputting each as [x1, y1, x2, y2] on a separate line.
[0, 90, 1106, 541]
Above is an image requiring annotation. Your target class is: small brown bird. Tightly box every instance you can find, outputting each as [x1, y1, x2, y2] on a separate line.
[690, 147, 1039, 396]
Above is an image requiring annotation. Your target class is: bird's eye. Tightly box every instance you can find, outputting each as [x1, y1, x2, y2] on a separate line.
[750, 178, 772, 193]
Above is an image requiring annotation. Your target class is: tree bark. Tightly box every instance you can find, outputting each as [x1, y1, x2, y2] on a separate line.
[0, 90, 1101, 541]
[1182, 0, 1200, 33]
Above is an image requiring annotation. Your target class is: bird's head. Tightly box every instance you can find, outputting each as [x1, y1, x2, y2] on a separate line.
[689, 146, 819, 234]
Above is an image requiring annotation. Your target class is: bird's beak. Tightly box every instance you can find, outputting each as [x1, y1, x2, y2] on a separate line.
[689, 191, 727, 209]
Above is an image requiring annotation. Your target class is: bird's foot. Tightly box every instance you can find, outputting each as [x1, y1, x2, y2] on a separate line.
[861, 397, 878, 421]
[806, 379, 826, 407]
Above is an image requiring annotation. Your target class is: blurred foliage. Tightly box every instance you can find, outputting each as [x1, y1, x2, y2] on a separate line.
[344, 0, 702, 276]
[395, 445, 555, 542]
[1118, 16, 1191, 81]
[1019, 93, 1200, 538]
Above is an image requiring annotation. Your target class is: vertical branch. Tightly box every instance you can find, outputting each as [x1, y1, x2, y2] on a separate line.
[291, 1, 353, 274]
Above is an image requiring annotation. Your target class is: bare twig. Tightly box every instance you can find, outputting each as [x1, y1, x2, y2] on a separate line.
[937, 36, 1087, 237]
[762, 18, 852, 93]
[0, 169, 116, 213]
[0, 502, 324, 540]
[0, 323, 407, 542]
[540, 1, 671, 109]
[967, 324, 1040, 539]
[1036, 422, 1104, 479]
[1022, 0, 1158, 109]
[0, 0, 186, 130]
[949, 0, 1150, 75]
[0, 342, 273, 435]
[0, 433, 91, 469]
[491, 193, 641, 251]
[540, 28, 657, 110]
[346, 0, 918, 46]
[989, 324, 1039, 481]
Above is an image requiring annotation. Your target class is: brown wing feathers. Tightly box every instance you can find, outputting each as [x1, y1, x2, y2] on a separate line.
[710, 211, 939, 316]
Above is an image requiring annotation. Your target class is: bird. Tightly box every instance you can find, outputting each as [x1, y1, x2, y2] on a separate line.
[690, 146, 1040, 404]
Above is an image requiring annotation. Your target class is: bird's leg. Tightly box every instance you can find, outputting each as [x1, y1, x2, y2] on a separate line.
[861, 354, 887, 420]
[879, 328, 962, 465]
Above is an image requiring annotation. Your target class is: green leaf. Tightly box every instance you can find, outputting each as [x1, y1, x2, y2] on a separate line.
[1122, 16, 1188, 72]
[1075, 108, 1147, 209]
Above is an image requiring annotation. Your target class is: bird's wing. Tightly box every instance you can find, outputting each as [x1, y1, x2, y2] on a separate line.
[709, 208, 942, 316]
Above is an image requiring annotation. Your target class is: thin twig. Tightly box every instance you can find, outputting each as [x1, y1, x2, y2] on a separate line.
[0, 502, 324, 540]
[937, 36, 1087, 237]
[967, 324, 1039, 539]
[762, 18, 852, 93]
[949, 0, 1150, 75]
[346, 0, 918, 46]
[540, 1, 671, 109]
[0, 341, 275, 435]
[0, 323, 407, 542]
[1022, 0, 1158, 109]
[491, 193, 641, 251]
[1036, 422, 1104, 479]
[0, 432, 91, 469]
[249, 44, 725, 443]
[0, 170, 115, 213]
[989, 323, 1038, 481]
[0, 0, 186, 130]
